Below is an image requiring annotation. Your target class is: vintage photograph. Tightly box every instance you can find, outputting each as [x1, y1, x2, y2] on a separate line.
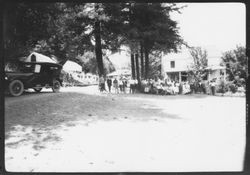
[3, 2, 247, 172]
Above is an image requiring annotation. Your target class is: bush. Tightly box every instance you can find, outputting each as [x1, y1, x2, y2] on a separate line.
[226, 81, 237, 93]
[216, 80, 242, 94]
[216, 79, 227, 93]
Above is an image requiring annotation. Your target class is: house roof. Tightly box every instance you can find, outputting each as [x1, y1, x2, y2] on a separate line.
[165, 65, 226, 73]
[107, 69, 131, 77]
[63, 60, 82, 72]
[205, 65, 226, 70]
[165, 67, 190, 73]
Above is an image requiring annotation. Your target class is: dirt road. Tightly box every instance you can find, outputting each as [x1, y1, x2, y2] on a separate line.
[5, 86, 246, 172]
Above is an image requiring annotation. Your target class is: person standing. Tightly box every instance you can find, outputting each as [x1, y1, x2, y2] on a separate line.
[129, 78, 135, 94]
[113, 78, 119, 94]
[122, 79, 127, 93]
[119, 77, 123, 93]
[179, 81, 183, 94]
[210, 80, 216, 95]
[107, 78, 112, 93]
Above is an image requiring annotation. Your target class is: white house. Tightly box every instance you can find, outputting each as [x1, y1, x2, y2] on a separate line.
[107, 69, 131, 79]
[63, 60, 99, 85]
[161, 46, 226, 83]
[63, 60, 82, 72]
[63, 60, 86, 82]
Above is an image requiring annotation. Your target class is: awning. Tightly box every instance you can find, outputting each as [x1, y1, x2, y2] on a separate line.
[205, 65, 226, 70]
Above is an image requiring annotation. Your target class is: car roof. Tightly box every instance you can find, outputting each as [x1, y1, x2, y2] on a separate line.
[5, 60, 62, 68]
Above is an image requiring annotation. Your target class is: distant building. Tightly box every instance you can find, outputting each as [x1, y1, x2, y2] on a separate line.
[107, 69, 131, 79]
[63, 60, 98, 85]
[161, 46, 226, 82]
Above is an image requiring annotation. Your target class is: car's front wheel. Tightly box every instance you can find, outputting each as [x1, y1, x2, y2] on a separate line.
[52, 80, 60, 93]
[33, 87, 42, 92]
[9, 80, 24, 97]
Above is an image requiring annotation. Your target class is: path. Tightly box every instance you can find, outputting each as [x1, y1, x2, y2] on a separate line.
[5, 86, 246, 172]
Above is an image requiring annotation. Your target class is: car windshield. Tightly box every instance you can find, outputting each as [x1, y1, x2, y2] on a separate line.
[5, 62, 35, 73]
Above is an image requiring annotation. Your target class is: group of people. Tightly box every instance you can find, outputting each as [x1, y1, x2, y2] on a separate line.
[99, 75, 219, 96]
[142, 78, 190, 95]
[99, 75, 138, 94]
[142, 77, 218, 96]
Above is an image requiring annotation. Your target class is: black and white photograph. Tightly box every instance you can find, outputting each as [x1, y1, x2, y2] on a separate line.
[2, 1, 247, 173]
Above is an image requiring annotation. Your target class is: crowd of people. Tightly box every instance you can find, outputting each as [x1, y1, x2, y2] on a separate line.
[99, 75, 138, 94]
[141, 78, 218, 95]
[99, 75, 219, 96]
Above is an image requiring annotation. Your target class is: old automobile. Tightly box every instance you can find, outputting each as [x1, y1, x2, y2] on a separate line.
[5, 60, 63, 96]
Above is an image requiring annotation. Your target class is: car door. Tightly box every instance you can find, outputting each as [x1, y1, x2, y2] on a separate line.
[39, 64, 54, 86]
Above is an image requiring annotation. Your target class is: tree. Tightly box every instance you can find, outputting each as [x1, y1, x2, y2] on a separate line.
[221, 46, 247, 85]
[63, 3, 126, 76]
[37, 3, 92, 64]
[147, 51, 162, 79]
[75, 51, 115, 75]
[3, 2, 61, 59]
[118, 3, 184, 79]
[188, 47, 208, 82]
[4, 2, 183, 79]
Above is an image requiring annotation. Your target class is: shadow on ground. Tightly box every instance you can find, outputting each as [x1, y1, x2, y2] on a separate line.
[5, 91, 193, 150]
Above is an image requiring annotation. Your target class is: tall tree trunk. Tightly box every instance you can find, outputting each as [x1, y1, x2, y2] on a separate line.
[131, 53, 135, 79]
[144, 46, 149, 79]
[140, 42, 144, 79]
[94, 20, 104, 77]
[135, 53, 140, 85]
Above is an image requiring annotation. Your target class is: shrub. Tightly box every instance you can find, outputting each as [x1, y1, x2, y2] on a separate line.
[226, 81, 237, 93]
[216, 79, 227, 93]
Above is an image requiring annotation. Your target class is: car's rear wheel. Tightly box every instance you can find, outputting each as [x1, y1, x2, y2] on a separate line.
[33, 87, 42, 92]
[9, 80, 24, 97]
[52, 80, 60, 93]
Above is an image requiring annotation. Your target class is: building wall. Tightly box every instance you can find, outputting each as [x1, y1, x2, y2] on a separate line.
[162, 58, 193, 73]
[162, 49, 226, 82]
[63, 60, 99, 85]
[63, 60, 82, 72]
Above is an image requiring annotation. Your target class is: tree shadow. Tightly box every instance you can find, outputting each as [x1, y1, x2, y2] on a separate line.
[5, 125, 62, 151]
[5, 91, 185, 150]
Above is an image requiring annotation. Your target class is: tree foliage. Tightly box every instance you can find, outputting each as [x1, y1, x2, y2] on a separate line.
[221, 46, 247, 84]
[147, 52, 162, 79]
[75, 51, 115, 75]
[4, 2, 61, 59]
[120, 3, 184, 79]
[188, 47, 208, 82]
[4, 2, 183, 79]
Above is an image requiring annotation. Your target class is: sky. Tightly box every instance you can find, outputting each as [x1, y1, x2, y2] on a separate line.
[109, 3, 246, 69]
[172, 3, 246, 51]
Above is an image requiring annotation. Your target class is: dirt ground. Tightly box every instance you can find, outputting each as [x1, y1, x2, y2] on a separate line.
[4, 86, 246, 172]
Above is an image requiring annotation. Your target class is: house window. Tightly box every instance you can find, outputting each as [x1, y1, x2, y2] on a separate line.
[170, 61, 175, 68]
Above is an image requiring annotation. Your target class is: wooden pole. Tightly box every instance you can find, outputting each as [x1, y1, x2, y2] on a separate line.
[131, 53, 136, 79]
